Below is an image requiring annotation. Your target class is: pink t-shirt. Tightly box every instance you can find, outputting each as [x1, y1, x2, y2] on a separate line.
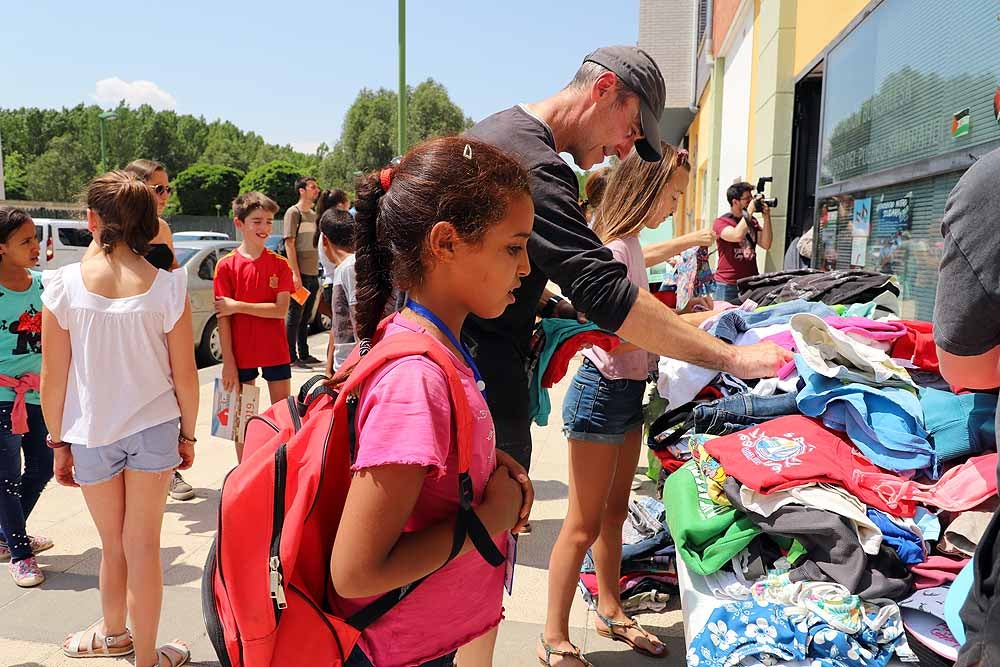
[334, 314, 508, 667]
[582, 236, 656, 380]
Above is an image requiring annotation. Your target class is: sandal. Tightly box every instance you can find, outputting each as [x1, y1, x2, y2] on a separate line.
[537, 634, 593, 666]
[594, 610, 667, 659]
[62, 621, 134, 658]
[142, 641, 190, 667]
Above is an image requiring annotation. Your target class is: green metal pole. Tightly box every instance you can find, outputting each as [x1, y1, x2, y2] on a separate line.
[99, 118, 107, 174]
[397, 0, 407, 154]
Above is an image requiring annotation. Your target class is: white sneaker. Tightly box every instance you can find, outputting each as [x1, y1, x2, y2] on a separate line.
[169, 471, 195, 501]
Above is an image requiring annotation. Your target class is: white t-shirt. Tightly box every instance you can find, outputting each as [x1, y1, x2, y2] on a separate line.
[331, 253, 358, 370]
[319, 241, 338, 287]
[42, 264, 187, 447]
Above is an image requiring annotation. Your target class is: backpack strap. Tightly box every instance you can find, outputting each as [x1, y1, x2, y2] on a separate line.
[333, 332, 506, 631]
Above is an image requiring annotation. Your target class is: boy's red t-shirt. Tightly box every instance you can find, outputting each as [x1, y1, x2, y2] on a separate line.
[213, 249, 293, 369]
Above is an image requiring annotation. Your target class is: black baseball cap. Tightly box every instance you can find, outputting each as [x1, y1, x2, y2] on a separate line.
[583, 46, 666, 162]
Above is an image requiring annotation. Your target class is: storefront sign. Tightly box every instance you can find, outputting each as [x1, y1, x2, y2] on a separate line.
[952, 108, 971, 138]
[876, 195, 911, 234]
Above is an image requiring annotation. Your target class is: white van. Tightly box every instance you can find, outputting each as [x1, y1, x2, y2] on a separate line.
[33, 218, 92, 269]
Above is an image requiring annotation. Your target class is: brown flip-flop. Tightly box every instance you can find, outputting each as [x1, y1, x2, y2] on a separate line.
[595, 611, 668, 659]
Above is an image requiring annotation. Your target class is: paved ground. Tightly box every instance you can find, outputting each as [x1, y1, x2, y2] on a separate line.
[0, 334, 685, 666]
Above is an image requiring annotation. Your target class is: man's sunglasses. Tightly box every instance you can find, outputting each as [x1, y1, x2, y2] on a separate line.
[153, 184, 172, 196]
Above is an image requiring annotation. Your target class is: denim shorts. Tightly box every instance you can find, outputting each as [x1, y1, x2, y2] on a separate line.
[562, 360, 647, 445]
[71, 419, 181, 486]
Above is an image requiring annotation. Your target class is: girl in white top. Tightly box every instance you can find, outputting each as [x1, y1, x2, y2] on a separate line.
[40, 171, 199, 667]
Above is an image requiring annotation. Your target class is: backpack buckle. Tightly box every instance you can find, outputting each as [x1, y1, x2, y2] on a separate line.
[458, 472, 474, 510]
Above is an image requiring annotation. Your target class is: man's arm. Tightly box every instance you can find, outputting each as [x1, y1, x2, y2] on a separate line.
[284, 207, 302, 290]
[749, 200, 773, 250]
[528, 164, 790, 379]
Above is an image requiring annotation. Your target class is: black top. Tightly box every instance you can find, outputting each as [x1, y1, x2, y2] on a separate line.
[461, 106, 638, 438]
[146, 243, 175, 271]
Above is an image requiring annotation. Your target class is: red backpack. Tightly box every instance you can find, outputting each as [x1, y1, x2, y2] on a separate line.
[201, 324, 505, 666]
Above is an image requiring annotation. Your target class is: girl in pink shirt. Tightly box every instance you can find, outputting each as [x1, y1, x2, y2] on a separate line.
[542, 144, 696, 665]
[328, 136, 534, 667]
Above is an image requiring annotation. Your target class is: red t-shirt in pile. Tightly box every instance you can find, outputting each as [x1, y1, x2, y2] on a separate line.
[713, 212, 759, 285]
[703, 415, 917, 517]
[214, 249, 293, 369]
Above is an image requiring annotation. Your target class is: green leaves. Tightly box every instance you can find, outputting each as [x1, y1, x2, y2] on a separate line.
[173, 164, 245, 215]
[240, 161, 306, 211]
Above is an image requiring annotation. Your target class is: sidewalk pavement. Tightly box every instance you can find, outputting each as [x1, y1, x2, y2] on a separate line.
[0, 333, 685, 666]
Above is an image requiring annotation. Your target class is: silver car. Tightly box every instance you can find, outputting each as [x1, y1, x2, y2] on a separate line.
[175, 240, 239, 365]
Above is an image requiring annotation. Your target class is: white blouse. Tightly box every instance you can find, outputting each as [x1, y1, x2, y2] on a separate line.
[42, 264, 187, 447]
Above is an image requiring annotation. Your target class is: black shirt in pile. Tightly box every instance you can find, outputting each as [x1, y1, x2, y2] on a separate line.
[462, 106, 639, 444]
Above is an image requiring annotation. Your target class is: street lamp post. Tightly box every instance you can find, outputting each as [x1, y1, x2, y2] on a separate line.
[0, 125, 6, 200]
[398, 0, 407, 155]
[99, 111, 118, 173]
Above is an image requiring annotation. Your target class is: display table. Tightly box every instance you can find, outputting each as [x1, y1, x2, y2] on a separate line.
[675, 555, 907, 666]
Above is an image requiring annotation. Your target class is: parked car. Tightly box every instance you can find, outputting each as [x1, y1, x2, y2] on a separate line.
[173, 231, 231, 242]
[176, 240, 239, 365]
[33, 218, 92, 269]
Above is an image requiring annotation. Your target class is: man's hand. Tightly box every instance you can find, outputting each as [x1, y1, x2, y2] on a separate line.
[726, 342, 793, 380]
[292, 272, 303, 292]
[214, 297, 239, 317]
[495, 449, 534, 534]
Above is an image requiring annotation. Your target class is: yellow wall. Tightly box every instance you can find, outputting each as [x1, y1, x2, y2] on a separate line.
[688, 82, 714, 236]
[793, 0, 869, 75]
[746, 0, 761, 181]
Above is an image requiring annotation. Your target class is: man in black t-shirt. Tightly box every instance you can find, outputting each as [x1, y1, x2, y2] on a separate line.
[935, 146, 1000, 667]
[463, 47, 790, 473]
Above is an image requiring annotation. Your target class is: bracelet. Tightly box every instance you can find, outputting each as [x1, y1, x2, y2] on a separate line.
[46, 434, 69, 449]
[178, 433, 197, 445]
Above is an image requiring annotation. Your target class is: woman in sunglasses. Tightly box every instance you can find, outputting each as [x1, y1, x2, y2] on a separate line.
[122, 160, 178, 273]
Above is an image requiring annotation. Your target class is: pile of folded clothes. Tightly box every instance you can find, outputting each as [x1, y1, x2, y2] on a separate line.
[646, 296, 996, 666]
[578, 496, 678, 615]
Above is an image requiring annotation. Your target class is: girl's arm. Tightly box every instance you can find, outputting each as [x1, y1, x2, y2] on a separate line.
[166, 300, 200, 440]
[331, 463, 521, 599]
[40, 308, 71, 440]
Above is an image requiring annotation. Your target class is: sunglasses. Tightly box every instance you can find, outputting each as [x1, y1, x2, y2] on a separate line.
[153, 184, 172, 196]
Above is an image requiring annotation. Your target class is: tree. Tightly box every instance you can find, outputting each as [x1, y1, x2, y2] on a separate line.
[319, 78, 473, 190]
[174, 163, 245, 215]
[24, 134, 95, 202]
[240, 160, 305, 211]
[2, 151, 29, 200]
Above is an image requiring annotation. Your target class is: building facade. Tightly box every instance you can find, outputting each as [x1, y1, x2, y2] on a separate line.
[641, 0, 1000, 319]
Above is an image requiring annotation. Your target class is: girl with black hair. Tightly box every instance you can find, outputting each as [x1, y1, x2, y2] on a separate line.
[0, 207, 51, 588]
[328, 136, 535, 667]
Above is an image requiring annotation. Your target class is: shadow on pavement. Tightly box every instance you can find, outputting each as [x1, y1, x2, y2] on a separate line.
[532, 479, 569, 502]
[163, 490, 221, 537]
[514, 518, 565, 570]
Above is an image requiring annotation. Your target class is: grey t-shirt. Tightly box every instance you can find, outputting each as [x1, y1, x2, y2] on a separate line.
[283, 204, 319, 276]
[932, 145, 1000, 659]
[331, 254, 357, 370]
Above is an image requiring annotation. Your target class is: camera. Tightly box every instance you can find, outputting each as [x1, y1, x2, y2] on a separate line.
[753, 176, 778, 209]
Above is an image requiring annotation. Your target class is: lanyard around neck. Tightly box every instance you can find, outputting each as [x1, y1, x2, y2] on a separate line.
[405, 299, 486, 395]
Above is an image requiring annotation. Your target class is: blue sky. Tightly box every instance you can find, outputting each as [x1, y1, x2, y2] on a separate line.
[2, 1, 639, 154]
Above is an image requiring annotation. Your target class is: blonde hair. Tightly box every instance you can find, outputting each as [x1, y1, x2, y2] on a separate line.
[591, 142, 690, 244]
[87, 171, 160, 255]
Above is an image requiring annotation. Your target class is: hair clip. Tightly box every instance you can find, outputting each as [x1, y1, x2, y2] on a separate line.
[675, 148, 690, 166]
[380, 168, 393, 191]
[463, 144, 473, 160]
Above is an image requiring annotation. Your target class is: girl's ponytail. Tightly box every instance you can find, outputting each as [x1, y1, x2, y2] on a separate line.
[352, 169, 395, 353]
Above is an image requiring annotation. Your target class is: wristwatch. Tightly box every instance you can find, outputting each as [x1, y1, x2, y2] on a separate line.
[540, 295, 565, 319]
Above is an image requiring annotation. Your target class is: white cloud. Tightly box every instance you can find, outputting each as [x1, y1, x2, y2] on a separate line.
[92, 77, 177, 111]
[289, 140, 322, 155]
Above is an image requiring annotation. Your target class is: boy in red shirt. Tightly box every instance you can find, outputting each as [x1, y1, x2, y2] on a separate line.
[214, 192, 293, 461]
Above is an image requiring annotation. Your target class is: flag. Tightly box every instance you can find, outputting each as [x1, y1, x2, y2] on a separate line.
[953, 108, 971, 138]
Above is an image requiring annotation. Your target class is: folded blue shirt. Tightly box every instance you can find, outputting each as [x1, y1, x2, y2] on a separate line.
[795, 355, 934, 475]
[868, 508, 925, 566]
